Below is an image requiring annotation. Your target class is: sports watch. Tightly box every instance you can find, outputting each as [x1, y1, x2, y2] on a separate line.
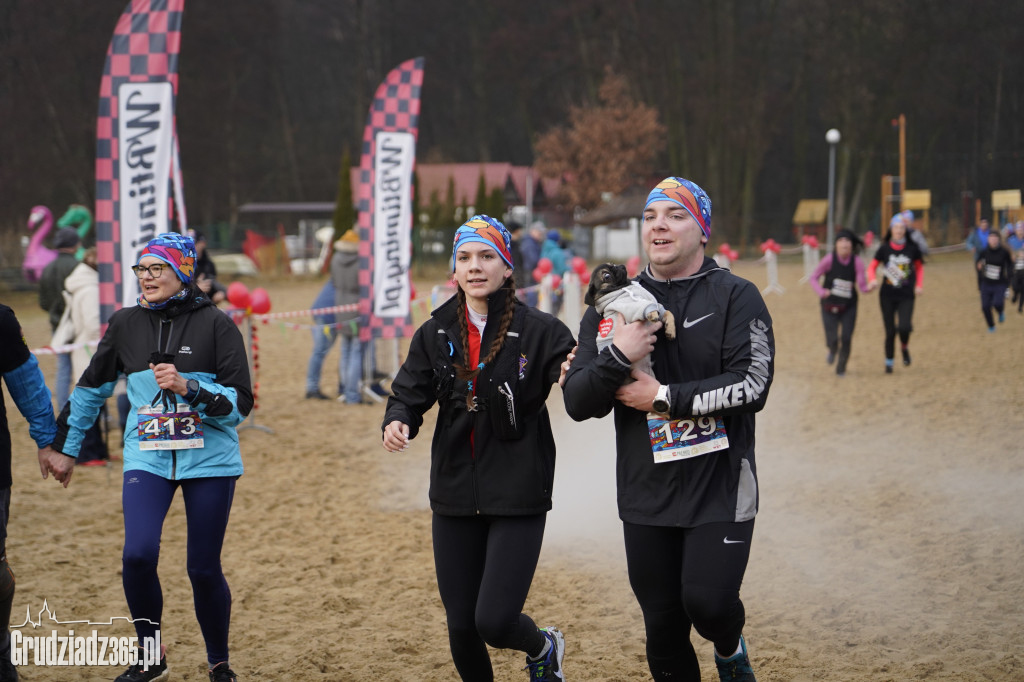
[185, 379, 200, 402]
[652, 384, 671, 414]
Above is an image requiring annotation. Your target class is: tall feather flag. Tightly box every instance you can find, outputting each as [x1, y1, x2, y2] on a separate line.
[95, 0, 187, 323]
[355, 58, 425, 341]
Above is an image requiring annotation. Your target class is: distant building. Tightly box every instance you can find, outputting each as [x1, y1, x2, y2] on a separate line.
[352, 162, 570, 227]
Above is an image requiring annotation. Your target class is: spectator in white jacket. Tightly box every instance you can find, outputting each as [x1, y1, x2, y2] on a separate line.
[58, 248, 108, 464]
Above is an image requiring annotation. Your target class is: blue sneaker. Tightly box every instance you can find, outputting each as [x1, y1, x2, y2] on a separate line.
[715, 635, 755, 682]
[524, 627, 564, 681]
[999, 311, 1005, 323]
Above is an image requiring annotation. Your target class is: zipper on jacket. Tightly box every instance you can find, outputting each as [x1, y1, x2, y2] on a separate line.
[498, 381, 516, 430]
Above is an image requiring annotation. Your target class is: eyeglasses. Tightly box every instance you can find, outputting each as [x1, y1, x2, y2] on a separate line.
[131, 263, 167, 278]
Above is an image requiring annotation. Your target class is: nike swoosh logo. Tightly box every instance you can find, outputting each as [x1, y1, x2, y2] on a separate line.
[683, 313, 714, 328]
[723, 538, 745, 544]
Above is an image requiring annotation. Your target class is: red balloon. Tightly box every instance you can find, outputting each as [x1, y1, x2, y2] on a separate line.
[580, 270, 591, 285]
[729, 249, 739, 261]
[571, 256, 587, 275]
[550, 274, 562, 289]
[626, 255, 641, 278]
[227, 281, 251, 309]
[250, 287, 271, 315]
[532, 267, 544, 284]
[537, 257, 553, 275]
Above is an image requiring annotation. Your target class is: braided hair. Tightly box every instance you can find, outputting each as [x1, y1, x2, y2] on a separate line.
[454, 274, 518, 410]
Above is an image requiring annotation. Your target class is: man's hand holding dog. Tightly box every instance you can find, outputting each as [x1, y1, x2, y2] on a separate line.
[615, 368, 660, 412]
[613, 315, 662, 363]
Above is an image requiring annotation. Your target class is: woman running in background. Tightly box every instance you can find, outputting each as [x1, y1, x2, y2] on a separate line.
[975, 229, 1014, 331]
[809, 229, 872, 376]
[867, 215, 925, 373]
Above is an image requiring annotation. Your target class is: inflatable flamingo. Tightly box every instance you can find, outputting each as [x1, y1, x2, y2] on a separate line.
[24, 205, 57, 283]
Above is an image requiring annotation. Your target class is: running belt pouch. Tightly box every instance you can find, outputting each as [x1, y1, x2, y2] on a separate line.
[823, 301, 847, 315]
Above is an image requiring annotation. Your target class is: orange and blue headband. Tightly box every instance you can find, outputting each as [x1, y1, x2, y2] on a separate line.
[644, 177, 713, 240]
[452, 215, 514, 268]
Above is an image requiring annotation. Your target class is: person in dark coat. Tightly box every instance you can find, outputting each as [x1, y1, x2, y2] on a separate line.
[563, 177, 774, 682]
[382, 215, 575, 682]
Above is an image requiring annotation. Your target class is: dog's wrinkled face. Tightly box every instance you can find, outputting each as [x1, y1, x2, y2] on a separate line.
[585, 263, 630, 306]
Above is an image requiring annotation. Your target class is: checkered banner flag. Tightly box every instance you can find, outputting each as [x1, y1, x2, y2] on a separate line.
[95, 0, 187, 324]
[356, 57, 425, 341]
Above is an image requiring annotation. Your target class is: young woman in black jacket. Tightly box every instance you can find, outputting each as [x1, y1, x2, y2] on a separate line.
[382, 215, 575, 682]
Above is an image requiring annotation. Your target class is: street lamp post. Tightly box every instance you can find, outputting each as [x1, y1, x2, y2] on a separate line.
[825, 128, 841, 251]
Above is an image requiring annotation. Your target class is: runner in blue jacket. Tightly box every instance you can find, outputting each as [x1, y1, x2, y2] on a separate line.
[50, 233, 251, 682]
[0, 304, 67, 681]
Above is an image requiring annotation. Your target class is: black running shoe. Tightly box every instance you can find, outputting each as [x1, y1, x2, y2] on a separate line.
[209, 662, 238, 682]
[114, 656, 169, 682]
[524, 627, 564, 681]
[901, 348, 911, 366]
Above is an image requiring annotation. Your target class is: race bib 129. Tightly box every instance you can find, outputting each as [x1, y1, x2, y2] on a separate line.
[647, 413, 729, 464]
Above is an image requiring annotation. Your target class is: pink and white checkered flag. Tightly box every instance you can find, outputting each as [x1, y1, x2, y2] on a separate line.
[95, 0, 186, 324]
[355, 58, 425, 341]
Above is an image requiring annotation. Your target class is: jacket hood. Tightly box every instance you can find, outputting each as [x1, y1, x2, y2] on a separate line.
[63, 262, 98, 296]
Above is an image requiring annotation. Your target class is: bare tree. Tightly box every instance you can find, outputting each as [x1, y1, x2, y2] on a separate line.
[534, 67, 665, 210]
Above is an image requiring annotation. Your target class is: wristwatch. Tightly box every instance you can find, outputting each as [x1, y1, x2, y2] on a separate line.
[652, 384, 671, 414]
[185, 379, 200, 402]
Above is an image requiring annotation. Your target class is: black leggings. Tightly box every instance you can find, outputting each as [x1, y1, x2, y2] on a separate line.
[821, 303, 858, 371]
[879, 294, 914, 359]
[623, 519, 754, 682]
[432, 513, 549, 681]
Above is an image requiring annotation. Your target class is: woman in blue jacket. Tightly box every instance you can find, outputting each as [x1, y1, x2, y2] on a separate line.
[52, 233, 251, 682]
[382, 216, 575, 682]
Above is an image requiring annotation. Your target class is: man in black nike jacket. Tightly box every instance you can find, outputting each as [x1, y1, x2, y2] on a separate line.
[562, 177, 774, 682]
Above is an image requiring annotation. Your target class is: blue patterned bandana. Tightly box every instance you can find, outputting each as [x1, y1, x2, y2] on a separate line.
[137, 232, 196, 284]
[452, 215, 514, 268]
[644, 177, 713, 240]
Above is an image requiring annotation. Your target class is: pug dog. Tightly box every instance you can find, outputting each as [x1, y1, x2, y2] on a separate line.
[584, 263, 675, 380]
